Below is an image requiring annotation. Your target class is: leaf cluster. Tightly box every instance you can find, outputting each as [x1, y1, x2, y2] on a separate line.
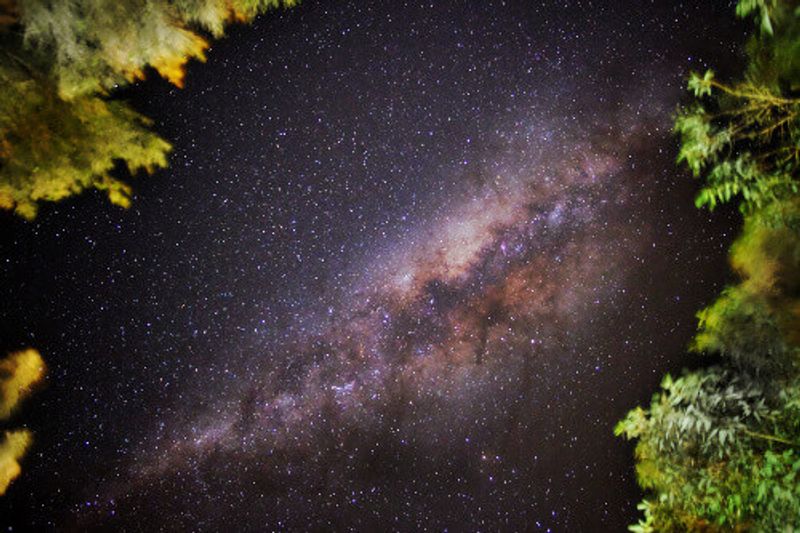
[0, 0, 296, 219]
[0, 49, 170, 218]
[620, 2, 800, 530]
[674, 0, 800, 217]
[616, 369, 800, 532]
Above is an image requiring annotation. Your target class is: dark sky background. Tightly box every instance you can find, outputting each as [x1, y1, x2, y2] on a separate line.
[1, 0, 746, 530]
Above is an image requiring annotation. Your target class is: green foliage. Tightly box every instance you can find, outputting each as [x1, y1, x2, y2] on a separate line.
[693, 199, 800, 374]
[0, 0, 296, 219]
[674, 0, 800, 216]
[736, 0, 779, 35]
[621, 1, 800, 530]
[616, 368, 800, 532]
[694, 285, 791, 374]
[686, 69, 715, 97]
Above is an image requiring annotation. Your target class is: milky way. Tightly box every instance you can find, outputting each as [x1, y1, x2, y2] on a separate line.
[107, 112, 710, 530]
[141, 109, 644, 468]
[0, 0, 743, 530]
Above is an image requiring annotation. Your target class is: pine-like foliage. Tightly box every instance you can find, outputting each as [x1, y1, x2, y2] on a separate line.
[618, 2, 800, 531]
[0, 52, 171, 219]
[0, 0, 296, 219]
[18, 0, 298, 99]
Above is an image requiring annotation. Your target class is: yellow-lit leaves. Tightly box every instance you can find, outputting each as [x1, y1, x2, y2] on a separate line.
[0, 63, 172, 219]
[0, 0, 296, 218]
[0, 430, 31, 496]
[0, 349, 45, 496]
[149, 30, 209, 88]
[19, 0, 297, 98]
[692, 200, 800, 371]
[0, 348, 45, 420]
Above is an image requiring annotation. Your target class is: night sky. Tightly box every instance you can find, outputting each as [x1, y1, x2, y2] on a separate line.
[1, 1, 746, 530]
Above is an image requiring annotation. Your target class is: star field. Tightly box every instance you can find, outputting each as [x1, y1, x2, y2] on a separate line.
[0, 0, 745, 530]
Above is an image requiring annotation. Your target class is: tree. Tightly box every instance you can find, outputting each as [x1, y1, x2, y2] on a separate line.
[674, 0, 800, 220]
[616, 368, 800, 532]
[692, 199, 800, 374]
[0, 55, 171, 219]
[0, 348, 44, 496]
[0, 0, 297, 219]
[619, 1, 800, 530]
